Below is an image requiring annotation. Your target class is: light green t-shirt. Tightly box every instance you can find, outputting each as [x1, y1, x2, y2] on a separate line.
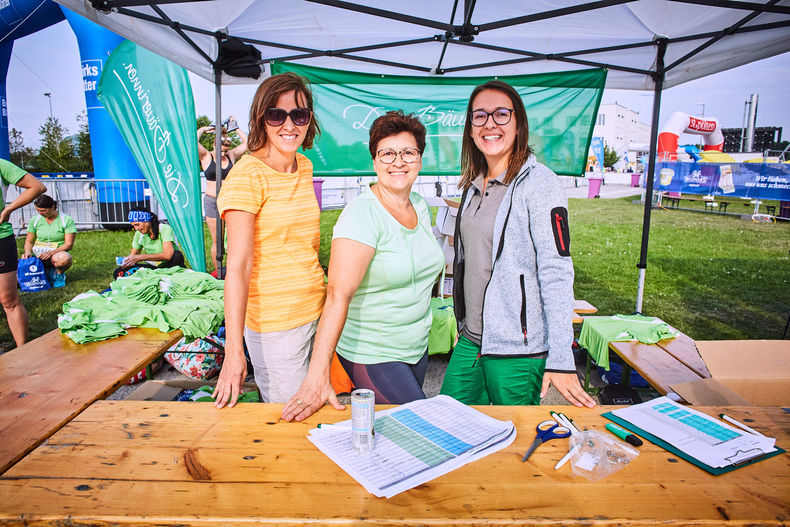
[333, 185, 444, 365]
[0, 159, 28, 239]
[132, 223, 175, 255]
[28, 213, 77, 248]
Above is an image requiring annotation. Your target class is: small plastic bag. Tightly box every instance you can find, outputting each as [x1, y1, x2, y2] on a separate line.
[568, 429, 639, 481]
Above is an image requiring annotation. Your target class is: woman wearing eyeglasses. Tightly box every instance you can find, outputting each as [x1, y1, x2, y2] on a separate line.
[440, 80, 597, 408]
[281, 110, 444, 422]
[213, 72, 327, 408]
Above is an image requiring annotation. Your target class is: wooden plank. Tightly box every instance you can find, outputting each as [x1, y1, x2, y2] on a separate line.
[0, 402, 787, 525]
[609, 340, 704, 395]
[0, 328, 182, 475]
[657, 330, 711, 378]
[573, 299, 597, 314]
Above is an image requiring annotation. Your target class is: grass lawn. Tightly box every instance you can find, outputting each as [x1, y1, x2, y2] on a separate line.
[1, 196, 787, 351]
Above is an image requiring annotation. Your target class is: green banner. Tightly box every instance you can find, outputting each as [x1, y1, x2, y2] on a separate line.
[271, 62, 606, 177]
[97, 41, 205, 271]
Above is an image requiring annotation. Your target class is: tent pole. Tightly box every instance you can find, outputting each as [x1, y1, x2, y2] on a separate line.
[214, 63, 224, 279]
[635, 37, 667, 314]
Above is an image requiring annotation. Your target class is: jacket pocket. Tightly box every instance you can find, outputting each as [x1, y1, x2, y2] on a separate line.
[519, 274, 528, 345]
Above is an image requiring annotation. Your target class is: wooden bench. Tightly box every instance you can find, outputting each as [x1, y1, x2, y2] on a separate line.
[572, 299, 597, 324]
[2, 401, 787, 525]
[0, 327, 182, 474]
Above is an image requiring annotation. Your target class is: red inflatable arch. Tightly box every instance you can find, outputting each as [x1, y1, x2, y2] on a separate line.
[656, 111, 724, 161]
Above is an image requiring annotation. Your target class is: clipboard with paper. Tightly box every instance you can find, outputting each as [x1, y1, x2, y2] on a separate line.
[602, 396, 784, 475]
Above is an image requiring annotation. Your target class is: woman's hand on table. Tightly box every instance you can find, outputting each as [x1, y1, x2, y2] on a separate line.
[281, 373, 345, 422]
[212, 352, 248, 408]
[541, 371, 597, 408]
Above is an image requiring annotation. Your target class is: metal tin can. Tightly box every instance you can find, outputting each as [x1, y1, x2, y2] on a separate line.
[351, 389, 375, 454]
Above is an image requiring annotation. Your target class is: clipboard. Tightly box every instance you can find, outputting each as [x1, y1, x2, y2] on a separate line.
[602, 411, 785, 475]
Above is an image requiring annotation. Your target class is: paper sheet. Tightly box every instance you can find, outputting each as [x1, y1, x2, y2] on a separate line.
[611, 396, 775, 467]
[308, 395, 516, 498]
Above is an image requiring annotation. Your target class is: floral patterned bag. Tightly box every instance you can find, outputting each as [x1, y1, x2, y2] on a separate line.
[164, 335, 225, 380]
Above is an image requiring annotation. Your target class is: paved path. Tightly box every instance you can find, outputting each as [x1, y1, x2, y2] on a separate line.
[566, 183, 643, 200]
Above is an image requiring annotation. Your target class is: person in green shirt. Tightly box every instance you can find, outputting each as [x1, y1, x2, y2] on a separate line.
[22, 194, 76, 288]
[113, 206, 185, 278]
[282, 110, 444, 422]
[0, 158, 46, 347]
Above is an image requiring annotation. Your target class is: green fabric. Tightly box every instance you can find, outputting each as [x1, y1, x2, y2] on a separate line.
[440, 335, 546, 405]
[132, 223, 175, 254]
[0, 159, 27, 238]
[332, 186, 444, 365]
[271, 61, 606, 177]
[97, 40, 205, 271]
[188, 385, 259, 403]
[428, 297, 456, 355]
[58, 267, 224, 343]
[578, 314, 680, 370]
[28, 213, 76, 248]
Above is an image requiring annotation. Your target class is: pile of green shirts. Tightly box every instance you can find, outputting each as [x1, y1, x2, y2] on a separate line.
[578, 314, 680, 370]
[58, 267, 224, 344]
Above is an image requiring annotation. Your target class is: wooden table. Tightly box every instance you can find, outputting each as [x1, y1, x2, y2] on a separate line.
[0, 327, 182, 474]
[608, 330, 710, 395]
[1, 402, 787, 525]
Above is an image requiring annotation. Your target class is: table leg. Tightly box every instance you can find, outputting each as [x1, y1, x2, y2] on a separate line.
[621, 363, 632, 386]
[584, 353, 591, 391]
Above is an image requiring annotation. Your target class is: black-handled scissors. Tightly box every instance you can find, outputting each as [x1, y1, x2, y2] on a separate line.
[521, 419, 572, 462]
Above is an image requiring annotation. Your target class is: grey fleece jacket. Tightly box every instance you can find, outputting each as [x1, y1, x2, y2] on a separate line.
[453, 154, 576, 372]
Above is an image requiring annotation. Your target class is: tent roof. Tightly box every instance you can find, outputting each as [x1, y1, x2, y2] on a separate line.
[55, 0, 790, 89]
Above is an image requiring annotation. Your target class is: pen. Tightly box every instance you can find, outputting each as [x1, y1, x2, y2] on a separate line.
[317, 423, 349, 430]
[554, 443, 581, 470]
[605, 423, 643, 446]
[719, 414, 765, 437]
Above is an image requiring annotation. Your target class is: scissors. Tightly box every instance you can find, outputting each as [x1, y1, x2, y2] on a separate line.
[521, 419, 571, 462]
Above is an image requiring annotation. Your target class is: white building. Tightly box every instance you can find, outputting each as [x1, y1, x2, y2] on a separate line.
[593, 103, 651, 170]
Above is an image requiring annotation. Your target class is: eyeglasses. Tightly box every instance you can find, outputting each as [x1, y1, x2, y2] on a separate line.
[376, 148, 421, 164]
[263, 107, 312, 127]
[470, 108, 514, 127]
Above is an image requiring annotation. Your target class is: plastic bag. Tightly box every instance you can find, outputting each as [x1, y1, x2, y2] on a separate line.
[568, 429, 639, 481]
[17, 257, 51, 292]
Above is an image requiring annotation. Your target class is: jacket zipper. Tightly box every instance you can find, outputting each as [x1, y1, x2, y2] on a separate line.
[519, 274, 528, 344]
[554, 212, 566, 252]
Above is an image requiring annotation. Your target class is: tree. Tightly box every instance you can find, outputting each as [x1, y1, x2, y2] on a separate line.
[35, 117, 75, 173]
[73, 111, 93, 172]
[603, 142, 620, 168]
[9, 128, 37, 171]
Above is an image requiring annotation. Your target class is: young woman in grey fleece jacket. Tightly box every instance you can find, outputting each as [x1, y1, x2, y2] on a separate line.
[440, 80, 596, 408]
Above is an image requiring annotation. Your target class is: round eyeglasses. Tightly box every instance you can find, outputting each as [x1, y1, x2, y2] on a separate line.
[376, 148, 421, 164]
[470, 108, 514, 127]
[263, 107, 312, 127]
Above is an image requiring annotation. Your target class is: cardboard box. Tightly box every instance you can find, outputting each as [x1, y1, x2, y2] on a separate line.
[126, 379, 259, 402]
[435, 199, 460, 236]
[670, 340, 790, 406]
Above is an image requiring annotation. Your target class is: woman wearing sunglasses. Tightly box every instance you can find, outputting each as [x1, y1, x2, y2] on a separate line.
[214, 72, 327, 408]
[281, 110, 444, 422]
[440, 80, 597, 408]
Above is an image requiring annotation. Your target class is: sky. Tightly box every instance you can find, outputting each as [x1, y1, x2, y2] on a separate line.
[6, 20, 790, 149]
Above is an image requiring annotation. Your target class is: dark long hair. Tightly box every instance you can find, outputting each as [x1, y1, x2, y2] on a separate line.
[459, 80, 532, 189]
[34, 194, 57, 209]
[130, 206, 159, 240]
[247, 72, 320, 152]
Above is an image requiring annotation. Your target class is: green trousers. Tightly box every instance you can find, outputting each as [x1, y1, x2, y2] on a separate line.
[440, 335, 546, 405]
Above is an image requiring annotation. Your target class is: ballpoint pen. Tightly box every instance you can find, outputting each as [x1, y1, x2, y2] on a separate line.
[719, 413, 765, 437]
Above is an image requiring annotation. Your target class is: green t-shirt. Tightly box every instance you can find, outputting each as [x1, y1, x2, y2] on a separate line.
[578, 314, 680, 370]
[332, 185, 444, 365]
[132, 223, 175, 255]
[28, 213, 77, 248]
[0, 159, 28, 239]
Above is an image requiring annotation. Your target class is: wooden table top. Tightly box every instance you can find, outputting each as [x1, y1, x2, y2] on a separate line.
[573, 299, 597, 314]
[0, 327, 182, 475]
[1, 402, 787, 525]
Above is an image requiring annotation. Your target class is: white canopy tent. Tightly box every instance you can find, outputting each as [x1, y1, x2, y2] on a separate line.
[55, 0, 790, 308]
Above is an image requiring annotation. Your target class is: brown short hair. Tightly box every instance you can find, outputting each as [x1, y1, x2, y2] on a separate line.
[368, 110, 426, 158]
[247, 72, 320, 152]
[459, 80, 532, 189]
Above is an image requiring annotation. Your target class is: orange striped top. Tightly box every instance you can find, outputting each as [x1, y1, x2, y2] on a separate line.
[217, 152, 326, 332]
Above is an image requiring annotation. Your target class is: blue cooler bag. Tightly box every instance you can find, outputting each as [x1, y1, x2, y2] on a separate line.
[17, 257, 51, 292]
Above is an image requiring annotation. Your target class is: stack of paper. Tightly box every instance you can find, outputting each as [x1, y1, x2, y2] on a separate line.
[308, 395, 516, 498]
[610, 396, 776, 468]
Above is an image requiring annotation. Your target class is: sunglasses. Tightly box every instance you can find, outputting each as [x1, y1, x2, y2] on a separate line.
[263, 107, 312, 127]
